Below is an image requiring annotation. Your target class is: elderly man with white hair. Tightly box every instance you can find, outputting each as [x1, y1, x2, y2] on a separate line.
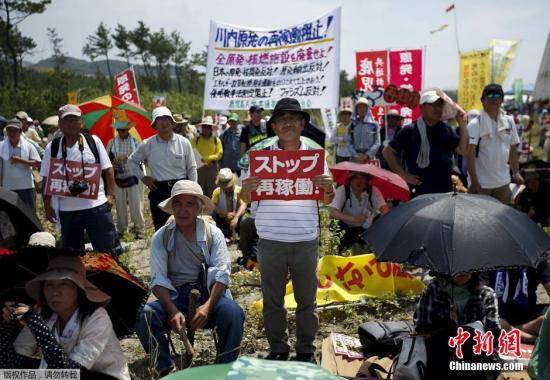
[136, 180, 244, 376]
[128, 106, 197, 230]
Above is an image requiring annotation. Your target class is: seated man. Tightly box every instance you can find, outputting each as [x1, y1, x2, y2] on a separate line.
[485, 260, 550, 344]
[137, 180, 245, 376]
[328, 172, 389, 250]
[211, 168, 247, 240]
[516, 171, 550, 226]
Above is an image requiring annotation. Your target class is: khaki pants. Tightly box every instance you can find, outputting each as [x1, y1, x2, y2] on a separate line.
[114, 182, 145, 233]
[257, 238, 319, 354]
[470, 184, 512, 204]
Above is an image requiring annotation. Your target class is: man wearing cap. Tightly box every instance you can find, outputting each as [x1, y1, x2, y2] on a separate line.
[240, 97, 335, 363]
[41, 105, 119, 254]
[348, 97, 380, 163]
[240, 105, 268, 155]
[0, 118, 41, 210]
[383, 90, 468, 197]
[172, 113, 189, 137]
[16, 111, 42, 146]
[331, 106, 354, 163]
[128, 106, 197, 231]
[378, 109, 404, 168]
[107, 121, 145, 238]
[220, 113, 242, 175]
[211, 168, 247, 239]
[192, 116, 223, 198]
[137, 180, 244, 375]
[466, 84, 522, 203]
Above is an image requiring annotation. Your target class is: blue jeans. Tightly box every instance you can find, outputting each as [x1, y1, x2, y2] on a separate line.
[58, 202, 120, 255]
[137, 285, 245, 372]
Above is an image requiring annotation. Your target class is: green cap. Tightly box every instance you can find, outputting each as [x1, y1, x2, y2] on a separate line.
[228, 113, 239, 122]
[112, 121, 133, 130]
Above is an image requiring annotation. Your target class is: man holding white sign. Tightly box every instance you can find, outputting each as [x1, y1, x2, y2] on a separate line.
[41, 105, 119, 255]
[241, 98, 334, 363]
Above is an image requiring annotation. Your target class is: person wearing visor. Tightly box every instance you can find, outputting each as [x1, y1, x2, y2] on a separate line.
[128, 106, 197, 231]
[383, 90, 468, 197]
[466, 83, 522, 204]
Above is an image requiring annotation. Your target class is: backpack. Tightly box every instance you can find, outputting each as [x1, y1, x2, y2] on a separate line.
[358, 320, 415, 358]
[340, 183, 373, 212]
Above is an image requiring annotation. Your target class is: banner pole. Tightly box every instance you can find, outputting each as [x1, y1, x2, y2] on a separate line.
[453, 7, 461, 55]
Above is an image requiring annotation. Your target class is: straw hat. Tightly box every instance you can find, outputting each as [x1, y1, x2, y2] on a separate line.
[216, 168, 237, 189]
[200, 116, 217, 127]
[158, 180, 215, 215]
[26, 255, 110, 305]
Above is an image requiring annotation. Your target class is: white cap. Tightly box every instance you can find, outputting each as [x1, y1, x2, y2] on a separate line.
[419, 90, 442, 105]
[218, 116, 228, 125]
[151, 106, 176, 125]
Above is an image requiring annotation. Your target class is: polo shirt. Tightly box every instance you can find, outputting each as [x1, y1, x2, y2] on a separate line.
[0, 139, 40, 190]
[389, 121, 459, 196]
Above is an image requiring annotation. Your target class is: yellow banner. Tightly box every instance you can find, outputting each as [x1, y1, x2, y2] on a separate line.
[489, 39, 518, 85]
[254, 254, 425, 310]
[458, 49, 491, 112]
[67, 91, 78, 105]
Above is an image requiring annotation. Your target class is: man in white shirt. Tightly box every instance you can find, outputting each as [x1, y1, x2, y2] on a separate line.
[0, 119, 41, 211]
[467, 84, 522, 204]
[41, 105, 119, 255]
[241, 97, 335, 363]
[128, 106, 197, 231]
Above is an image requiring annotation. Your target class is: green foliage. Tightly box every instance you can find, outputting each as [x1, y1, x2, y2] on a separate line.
[113, 24, 132, 65]
[47, 27, 65, 72]
[83, 22, 113, 78]
[339, 70, 356, 98]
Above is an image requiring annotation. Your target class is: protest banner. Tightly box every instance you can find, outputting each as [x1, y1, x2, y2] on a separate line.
[44, 158, 102, 200]
[320, 107, 337, 141]
[114, 67, 140, 105]
[458, 49, 491, 112]
[389, 49, 423, 125]
[355, 50, 388, 123]
[489, 39, 518, 85]
[152, 94, 166, 108]
[249, 149, 325, 201]
[203, 8, 341, 110]
[67, 91, 78, 105]
[254, 253, 425, 310]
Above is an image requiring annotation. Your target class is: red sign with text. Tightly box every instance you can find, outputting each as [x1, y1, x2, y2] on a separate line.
[114, 67, 140, 105]
[44, 158, 102, 199]
[389, 49, 423, 125]
[356, 51, 388, 124]
[250, 150, 325, 201]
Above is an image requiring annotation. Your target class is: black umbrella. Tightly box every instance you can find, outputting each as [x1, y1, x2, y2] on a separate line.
[363, 192, 550, 276]
[0, 188, 42, 248]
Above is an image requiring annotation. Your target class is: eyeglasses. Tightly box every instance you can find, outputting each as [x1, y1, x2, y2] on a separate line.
[483, 93, 503, 101]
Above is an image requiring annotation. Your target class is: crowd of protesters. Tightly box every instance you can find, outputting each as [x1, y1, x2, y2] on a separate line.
[0, 84, 549, 379]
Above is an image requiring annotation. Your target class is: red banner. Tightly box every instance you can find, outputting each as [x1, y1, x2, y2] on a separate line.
[356, 51, 389, 124]
[389, 49, 423, 125]
[114, 67, 140, 105]
[44, 158, 102, 199]
[250, 150, 325, 201]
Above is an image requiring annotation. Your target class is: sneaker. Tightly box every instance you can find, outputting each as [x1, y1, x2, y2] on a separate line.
[262, 352, 289, 361]
[292, 352, 316, 364]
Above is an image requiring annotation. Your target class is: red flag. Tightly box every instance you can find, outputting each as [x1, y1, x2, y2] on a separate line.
[113, 67, 140, 105]
[445, 4, 455, 12]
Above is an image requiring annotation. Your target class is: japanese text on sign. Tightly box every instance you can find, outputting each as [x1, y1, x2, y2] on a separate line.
[44, 158, 102, 200]
[114, 67, 140, 105]
[250, 150, 325, 201]
[204, 8, 341, 110]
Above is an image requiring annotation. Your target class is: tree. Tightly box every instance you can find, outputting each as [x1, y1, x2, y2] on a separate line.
[113, 23, 132, 66]
[128, 21, 151, 77]
[170, 31, 190, 93]
[47, 27, 65, 72]
[82, 22, 113, 78]
[339, 70, 356, 98]
[0, 0, 51, 87]
[148, 28, 174, 91]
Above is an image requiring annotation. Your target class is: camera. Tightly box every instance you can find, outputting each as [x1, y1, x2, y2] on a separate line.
[68, 180, 89, 196]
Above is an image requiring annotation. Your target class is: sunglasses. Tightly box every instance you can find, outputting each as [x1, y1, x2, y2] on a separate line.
[483, 93, 503, 101]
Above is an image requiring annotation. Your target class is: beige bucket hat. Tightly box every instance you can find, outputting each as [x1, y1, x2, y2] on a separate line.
[158, 180, 215, 215]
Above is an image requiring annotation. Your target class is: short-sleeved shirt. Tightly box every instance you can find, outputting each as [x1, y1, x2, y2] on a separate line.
[389, 121, 460, 196]
[467, 115, 520, 189]
[40, 135, 112, 211]
[168, 229, 205, 287]
[329, 185, 386, 228]
[240, 123, 267, 151]
[0, 139, 41, 190]
[14, 307, 130, 380]
[220, 129, 242, 171]
[212, 185, 243, 219]
[106, 136, 140, 176]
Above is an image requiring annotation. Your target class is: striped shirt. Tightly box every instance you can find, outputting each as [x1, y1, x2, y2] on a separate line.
[244, 141, 328, 243]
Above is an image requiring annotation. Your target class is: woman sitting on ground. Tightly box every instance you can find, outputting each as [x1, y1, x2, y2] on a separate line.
[0, 255, 130, 380]
[414, 272, 501, 379]
[328, 171, 389, 250]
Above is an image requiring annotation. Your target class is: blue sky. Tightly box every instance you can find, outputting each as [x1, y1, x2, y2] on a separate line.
[20, 0, 549, 90]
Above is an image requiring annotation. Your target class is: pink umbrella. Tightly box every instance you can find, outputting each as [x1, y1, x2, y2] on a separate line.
[330, 161, 410, 201]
